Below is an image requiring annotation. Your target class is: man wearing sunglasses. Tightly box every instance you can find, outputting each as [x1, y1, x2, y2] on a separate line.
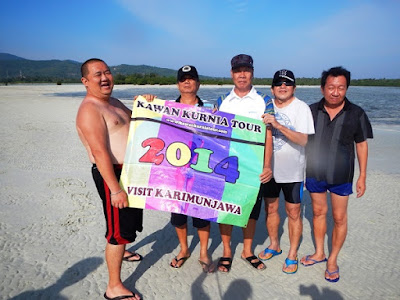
[137, 65, 215, 273]
[169, 65, 215, 273]
[258, 69, 314, 274]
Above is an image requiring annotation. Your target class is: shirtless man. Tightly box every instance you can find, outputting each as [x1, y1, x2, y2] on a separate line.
[76, 58, 142, 300]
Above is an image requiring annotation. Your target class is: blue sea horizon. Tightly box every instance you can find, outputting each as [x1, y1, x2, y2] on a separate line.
[52, 85, 400, 127]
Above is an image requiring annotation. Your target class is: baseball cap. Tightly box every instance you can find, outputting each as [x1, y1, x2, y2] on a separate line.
[272, 69, 296, 86]
[177, 65, 199, 81]
[231, 54, 254, 70]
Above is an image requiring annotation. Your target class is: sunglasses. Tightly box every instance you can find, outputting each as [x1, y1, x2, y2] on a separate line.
[178, 76, 197, 82]
[274, 81, 295, 87]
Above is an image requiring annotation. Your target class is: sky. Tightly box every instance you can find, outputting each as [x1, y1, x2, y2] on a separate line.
[1, 0, 399, 79]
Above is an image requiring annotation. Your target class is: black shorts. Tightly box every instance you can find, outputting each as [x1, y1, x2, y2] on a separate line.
[170, 213, 210, 229]
[92, 164, 143, 245]
[261, 178, 304, 204]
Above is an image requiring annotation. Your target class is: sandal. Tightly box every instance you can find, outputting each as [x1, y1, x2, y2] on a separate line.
[258, 248, 282, 261]
[122, 252, 143, 262]
[242, 255, 266, 270]
[282, 257, 298, 274]
[170, 256, 190, 268]
[218, 257, 232, 273]
[198, 259, 215, 273]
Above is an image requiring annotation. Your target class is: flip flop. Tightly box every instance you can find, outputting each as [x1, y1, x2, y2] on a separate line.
[282, 257, 298, 274]
[198, 259, 215, 273]
[218, 257, 233, 273]
[242, 255, 266, 270]
[122, 252, 143, 262]
[104, 291, 138, 300]
[258, 248, 282, 261]
[300, 255, 327, 267]
[325, 267, 340, 282]
[170, 255, 190, 268]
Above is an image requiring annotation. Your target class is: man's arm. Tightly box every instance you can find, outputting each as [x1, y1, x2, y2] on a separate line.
[77, 102, 128, 208]
[260, 127, 273, 183]
[262, 114, 308, 147]
[355, 140, 368, 198]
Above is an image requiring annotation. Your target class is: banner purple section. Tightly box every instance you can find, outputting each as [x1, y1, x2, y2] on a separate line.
[145, 101, 234, 222]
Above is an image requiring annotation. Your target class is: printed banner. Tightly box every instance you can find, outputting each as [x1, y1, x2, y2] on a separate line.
[120, 97, 266, 227]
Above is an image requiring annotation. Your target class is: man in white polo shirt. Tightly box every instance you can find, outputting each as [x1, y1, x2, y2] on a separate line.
[215, 54, 274, 272]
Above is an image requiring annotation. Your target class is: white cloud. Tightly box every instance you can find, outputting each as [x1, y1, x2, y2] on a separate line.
[116, 0, 215, 46]
[225, 0, 249, 13]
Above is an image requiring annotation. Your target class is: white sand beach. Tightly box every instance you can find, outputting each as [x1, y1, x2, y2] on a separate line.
[0, 84, 399, 300]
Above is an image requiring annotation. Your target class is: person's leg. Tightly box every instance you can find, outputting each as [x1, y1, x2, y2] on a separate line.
[325, 193, 349, 281]
[258, 197, 281, 260]
[197, 223, 210, 262]
[218, 223, 233, 272]
[300, 192, 328, 265]
[241, 218, 265, 270]
[105, 243, 140, 300]
[170, 213, 190, 267]
[242, 218, 256, 258]
[170, 223, 191, 267]
[283, 202, 301, 273]
[92, 165, 141, 299]
[197, 223, 215, 272]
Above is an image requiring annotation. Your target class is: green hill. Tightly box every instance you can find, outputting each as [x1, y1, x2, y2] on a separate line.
[0, 53, 178, 82]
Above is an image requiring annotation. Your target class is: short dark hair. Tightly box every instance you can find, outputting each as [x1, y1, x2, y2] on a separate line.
[81, 58, 107, 77]
[321, 66, 351, 88]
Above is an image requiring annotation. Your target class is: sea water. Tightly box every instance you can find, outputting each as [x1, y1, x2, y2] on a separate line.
[56, 85, 400, 127]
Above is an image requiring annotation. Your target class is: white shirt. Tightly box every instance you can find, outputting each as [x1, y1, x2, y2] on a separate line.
[219, 87, 266, 119]
[271, 97, 315, 182]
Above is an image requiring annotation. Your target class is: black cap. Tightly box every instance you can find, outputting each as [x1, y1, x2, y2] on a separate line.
[177, 65, 199, 81]
[272, 69, 296, 86]
[231, 54, 254, 70]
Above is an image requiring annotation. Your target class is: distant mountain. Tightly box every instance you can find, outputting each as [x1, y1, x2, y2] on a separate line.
[0, 53, 178, 81]
[0, 53, 27, 61]
[110, 64, 176, 77]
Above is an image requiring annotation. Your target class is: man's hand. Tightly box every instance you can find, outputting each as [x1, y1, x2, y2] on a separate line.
[260, 167, 273, 183]
[262, 113, 280, 129]
[356, 175, 366, 198]
[134, 94, 157, 102]
[111, 190, 129, 209]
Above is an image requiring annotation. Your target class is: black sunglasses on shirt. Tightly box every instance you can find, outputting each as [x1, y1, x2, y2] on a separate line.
[274, 81, 295, 86]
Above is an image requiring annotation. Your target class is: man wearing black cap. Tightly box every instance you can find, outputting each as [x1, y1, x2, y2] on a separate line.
[169, 65, 214, 273]
[215, 54, 274, 272]
[258, 69, 315, 274]
[138, 65, 214, 273]
[174, 65, 204, 107]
